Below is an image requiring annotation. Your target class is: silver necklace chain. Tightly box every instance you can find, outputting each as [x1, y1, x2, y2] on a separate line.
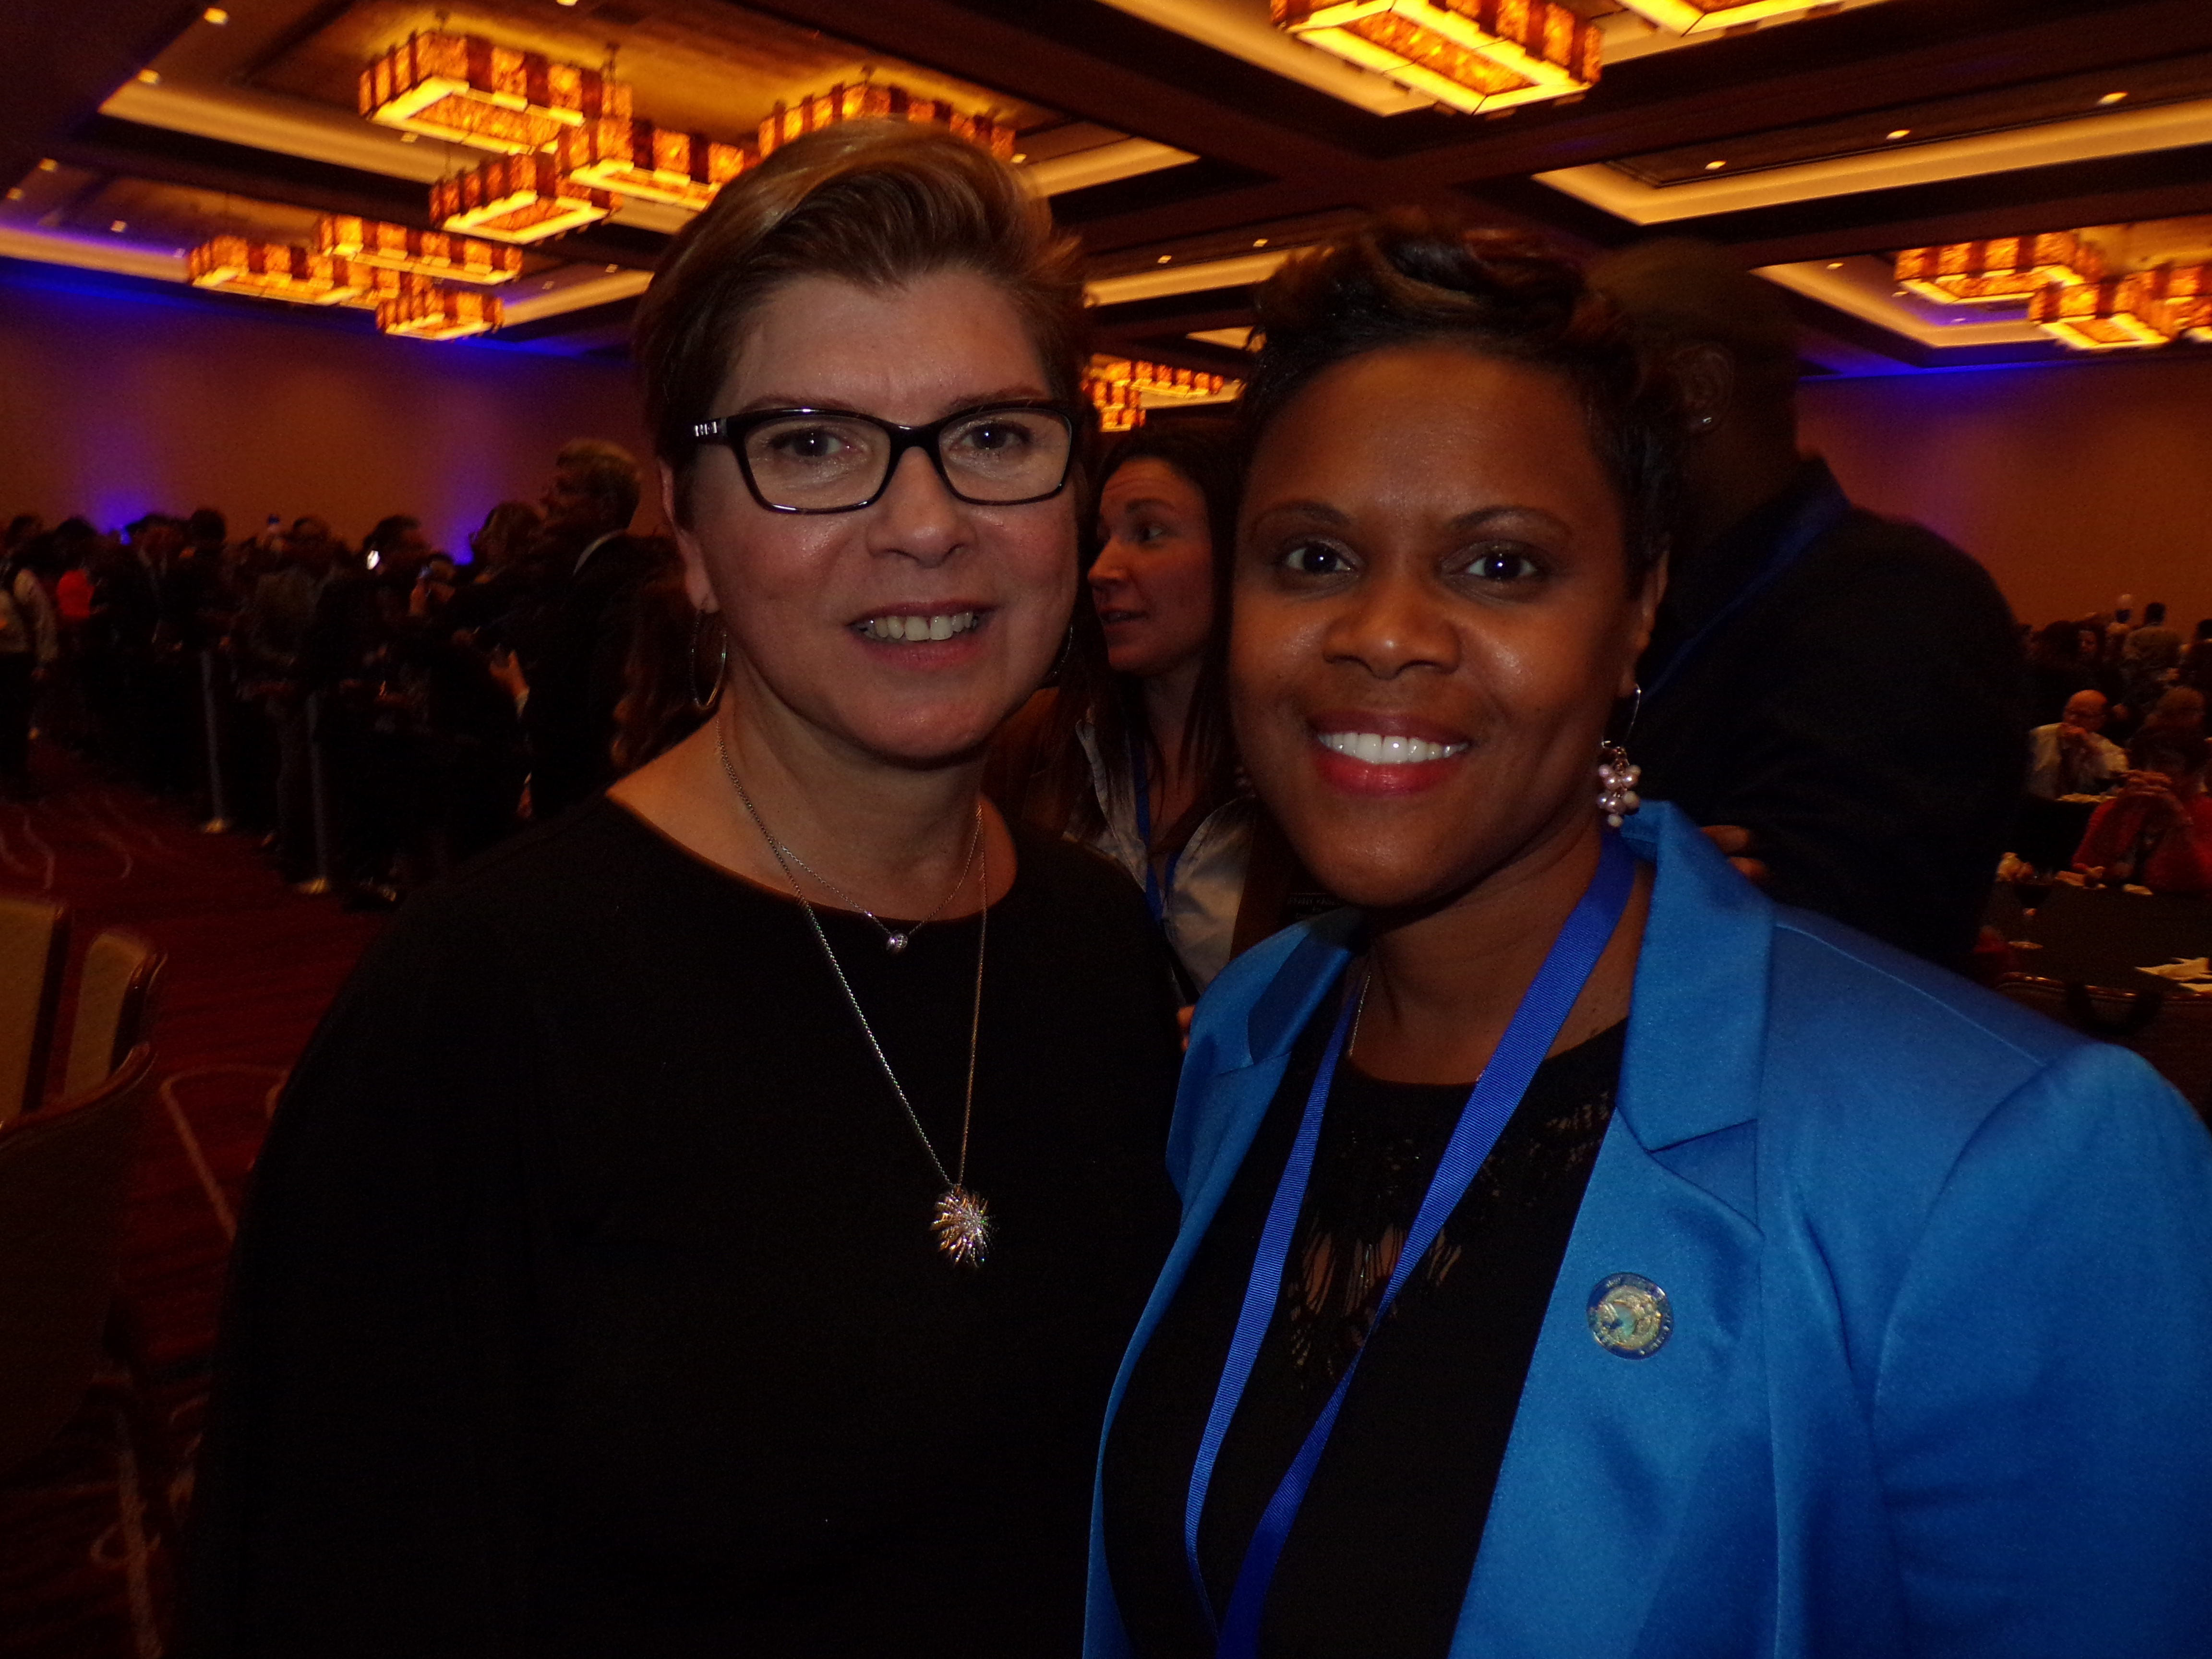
[715, 731, 993, 1265]
[777, 811, 981, 954]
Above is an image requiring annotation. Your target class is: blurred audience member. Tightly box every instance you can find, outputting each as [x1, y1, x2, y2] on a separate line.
[2179, 619, 2212, 697]
[523, 438, 664, 818]
[2138, 684, 2206, 742]
[2025, 618, 2093, 727]
[243, 517, 338, 882]
[2073, 731, 2212, 895]
[1590, 238, 2022, 966]
[991, 421, 1300, 992]
[0, 522, 60, 798]
[2026, 689, 2124, 801]
[2120, 599, 2182, 714]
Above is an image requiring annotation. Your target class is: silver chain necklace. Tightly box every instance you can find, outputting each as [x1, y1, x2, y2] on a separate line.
[716, 732, 993, 1267]
[777, 812, 981, 954]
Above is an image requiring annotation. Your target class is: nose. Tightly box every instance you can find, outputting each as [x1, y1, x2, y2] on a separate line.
[1089, 536, 1134, 598]
[1322, 560, 1460, 680]
[869, 445, 970, 567]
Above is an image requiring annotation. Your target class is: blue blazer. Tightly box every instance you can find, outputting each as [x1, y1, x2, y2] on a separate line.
[1087, 803, 2212, 1658]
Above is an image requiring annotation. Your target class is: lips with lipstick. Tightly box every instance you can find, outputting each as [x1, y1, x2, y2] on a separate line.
[856, 610, 984, 643]
[1309, 715, 1470, 795]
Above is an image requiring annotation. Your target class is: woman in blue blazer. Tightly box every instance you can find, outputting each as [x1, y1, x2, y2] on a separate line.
[1087, 216, 2212, 1659]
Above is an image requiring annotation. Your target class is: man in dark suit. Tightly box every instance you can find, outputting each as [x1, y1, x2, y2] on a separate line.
[1589, 240, 2024, 968]
[521, 439, 666, 819]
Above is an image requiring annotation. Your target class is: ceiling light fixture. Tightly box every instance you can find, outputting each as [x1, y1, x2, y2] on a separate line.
[1611, 0, 1864, 35]
[202, 6, 228, 22]
[432, 153, 616, 242]
[312, 216, 524, 285]
[1271, 0, 1600, 114]
[755, 84, 1018, 163]
[361, 31, 629, 156]
[1894, 233, 2102, 306]
[187, 235, 371, 306]
[2029, 270, 2175, 350]
[1887, 128, 1910, 139]
[556, 117, 754, 211]
[2098, 91, 2128, 105]
[375, 280, 503, 341]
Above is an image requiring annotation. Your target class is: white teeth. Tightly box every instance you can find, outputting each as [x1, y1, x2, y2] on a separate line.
[860, 611, 978, 642]
[1315, 730, 1467, 766]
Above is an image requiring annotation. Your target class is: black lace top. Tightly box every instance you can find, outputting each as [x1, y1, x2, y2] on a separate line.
[1102, 993, 1624, 1659]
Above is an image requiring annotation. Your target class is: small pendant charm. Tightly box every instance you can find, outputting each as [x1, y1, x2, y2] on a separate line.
[884, 932, 909, 954]
[931, 1186, 992, 1266]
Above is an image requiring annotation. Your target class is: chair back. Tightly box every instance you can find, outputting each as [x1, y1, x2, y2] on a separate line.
[0, 1043, 155, 1480]
[1996, 974, 2212, 1127]
[0, 893, 68, 1126]
[62, 928, 164, 1104]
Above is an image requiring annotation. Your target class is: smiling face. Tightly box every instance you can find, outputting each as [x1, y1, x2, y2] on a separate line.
[1233, 345, 1660, 911]
[1090, 456, 1217, 681]
[669, 269, 1077, 769]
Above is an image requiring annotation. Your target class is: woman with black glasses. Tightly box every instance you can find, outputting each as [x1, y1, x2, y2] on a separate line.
[184, 123, 1180, 1658]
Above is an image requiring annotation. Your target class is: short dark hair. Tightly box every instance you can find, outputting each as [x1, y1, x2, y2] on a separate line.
[2128, 730, 2207, 777]
[2144, 601, 2167, 625]
[186, 507, 226, 544]
[633, 120, 1086, 524]
[1243, 213, 1679, 581]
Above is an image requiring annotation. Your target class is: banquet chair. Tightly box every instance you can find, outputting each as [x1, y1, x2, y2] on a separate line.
[0, 893, 69, 1126]
[60, 927, 165, 1106]
[0, 1045, 156, 1486]
[1996, 974, 2212, 1128]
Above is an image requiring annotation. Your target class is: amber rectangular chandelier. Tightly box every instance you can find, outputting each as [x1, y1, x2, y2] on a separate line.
[1272, 0, 1600, 114]
[432, 154, 615, 243]
[312, 216, 523, 285]
[1611, 0, 1867, 34]
[1895, 235, 2103, 306]
[186, 236, 371, 306]
[556, 119, 754, 212]
[2029, 271, 2176, 350]
[375, 277, 504, 341]
[754, 83, 1018, 162]
[361, 31, 629, 155]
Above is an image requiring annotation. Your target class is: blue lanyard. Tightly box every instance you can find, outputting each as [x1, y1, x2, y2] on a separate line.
[1130, 730, 1184, 927]
[1642, 471, 1851, 705]
[1183, 830, 1636, 1656]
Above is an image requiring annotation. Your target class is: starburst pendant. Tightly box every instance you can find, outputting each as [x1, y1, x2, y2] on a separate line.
[931, 1186, 992, 1267]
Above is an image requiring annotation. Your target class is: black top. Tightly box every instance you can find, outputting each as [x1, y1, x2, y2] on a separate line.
[1634, 457, 2024, 966]
[1102, 994, 1623, 1659]
[181, 800, 1183, 1659]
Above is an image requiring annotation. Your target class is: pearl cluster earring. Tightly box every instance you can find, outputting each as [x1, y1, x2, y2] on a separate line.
[1597, 742, 1641, 828]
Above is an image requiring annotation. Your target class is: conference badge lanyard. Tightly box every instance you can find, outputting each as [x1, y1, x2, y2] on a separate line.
[1182, 830, 1637, 1657]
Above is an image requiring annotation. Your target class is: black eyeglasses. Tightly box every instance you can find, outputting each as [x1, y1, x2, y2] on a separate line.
[689, 402, 1077, 515]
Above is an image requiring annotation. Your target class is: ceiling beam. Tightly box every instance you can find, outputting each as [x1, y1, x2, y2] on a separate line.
[0, 0, 199, 191]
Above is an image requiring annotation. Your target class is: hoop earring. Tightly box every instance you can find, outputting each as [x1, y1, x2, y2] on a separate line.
[690, 609, 727, 714]
[1597, 683, 1643, 829]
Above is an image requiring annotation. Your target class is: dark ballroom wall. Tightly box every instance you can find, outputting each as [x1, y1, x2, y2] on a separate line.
[1799, 353, 2212, 632]
[0, 263, 659, 557]
[6, 259, 2210, 632]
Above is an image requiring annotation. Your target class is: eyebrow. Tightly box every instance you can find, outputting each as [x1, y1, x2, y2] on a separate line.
[1250, 501, 1569, 536]
[730, 385, 1052, 419]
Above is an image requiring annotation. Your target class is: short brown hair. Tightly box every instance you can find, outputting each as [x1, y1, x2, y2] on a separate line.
[1244, 213, 1681, 582]
[633, 120, 1087, 522]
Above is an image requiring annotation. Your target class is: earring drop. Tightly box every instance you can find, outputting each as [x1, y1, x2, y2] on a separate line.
[1597, 742, 1641, 828]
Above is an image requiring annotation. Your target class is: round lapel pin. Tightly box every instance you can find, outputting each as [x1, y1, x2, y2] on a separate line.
[1587, 1272, 1672, 1358]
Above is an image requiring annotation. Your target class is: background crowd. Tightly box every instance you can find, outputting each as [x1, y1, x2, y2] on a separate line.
[0, 250, 2207, 948]
[0, 439, 686, 910]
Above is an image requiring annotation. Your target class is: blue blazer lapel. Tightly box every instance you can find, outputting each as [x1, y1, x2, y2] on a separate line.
[1454, 806, 1774, 1654]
